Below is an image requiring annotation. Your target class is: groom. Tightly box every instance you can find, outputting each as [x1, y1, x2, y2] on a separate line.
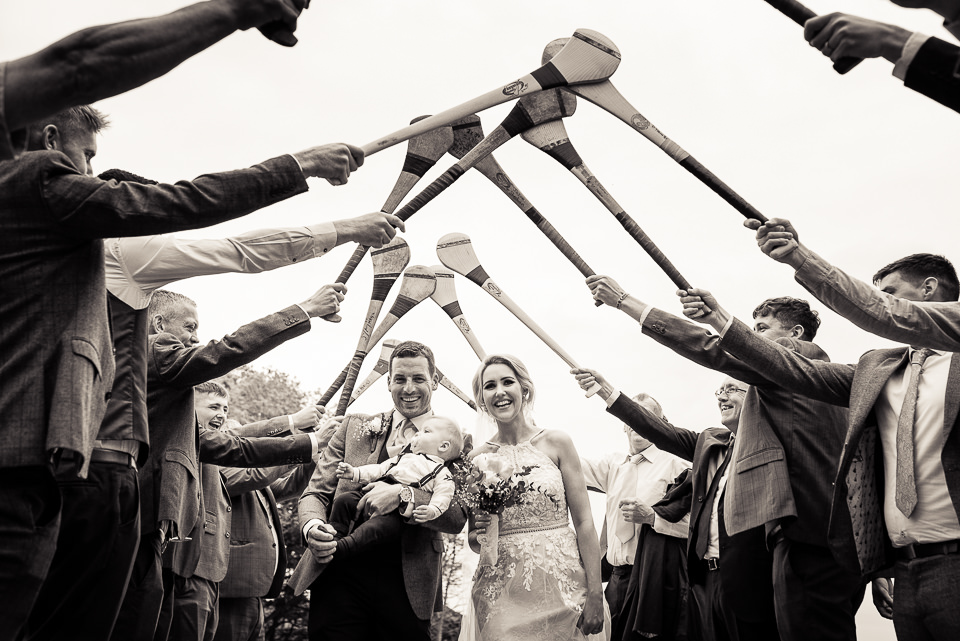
[295, 341, 468, 640]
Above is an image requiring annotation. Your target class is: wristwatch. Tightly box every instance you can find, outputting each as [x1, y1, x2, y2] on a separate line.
[398, 485, 414, 511]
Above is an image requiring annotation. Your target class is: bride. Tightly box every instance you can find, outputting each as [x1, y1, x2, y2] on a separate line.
[464, 354, 605, 640]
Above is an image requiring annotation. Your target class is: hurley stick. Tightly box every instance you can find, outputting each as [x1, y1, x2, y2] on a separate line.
[762, 0, 861, 74]
[349, 340, 399, 406]
[437, 369, 478, 411]
[447, 114, 602, 306]
[436, 233, 600, 397]
[361, 29, 621, 156]
[430, 265, 487, 360]
[521, 114, 693, 291]
[385, 86, 580, 232]
[346, 339, 477, 412]
[331, 266, 437, 416]
[542, 39, 768, 224]
[326, 118, 453, 308]
[317, 238, 410, 407]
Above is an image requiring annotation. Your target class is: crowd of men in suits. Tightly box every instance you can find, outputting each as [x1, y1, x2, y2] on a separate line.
[2, 0, 960, 640]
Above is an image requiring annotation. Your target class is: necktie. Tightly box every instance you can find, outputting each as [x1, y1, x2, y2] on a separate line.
[695, 444, 732, 559]
[387, 418, 416, 457]
[895, 348, 933, 517]
[615, 455, 645, 544]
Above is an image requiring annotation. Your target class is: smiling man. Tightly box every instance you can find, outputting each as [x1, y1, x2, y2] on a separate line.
[584, 276, 863, 641]
[295, 341, 468, 641]
[573, 367, 779, 641]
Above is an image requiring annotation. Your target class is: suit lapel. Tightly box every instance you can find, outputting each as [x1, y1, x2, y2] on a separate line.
[943, 353, 960, 444]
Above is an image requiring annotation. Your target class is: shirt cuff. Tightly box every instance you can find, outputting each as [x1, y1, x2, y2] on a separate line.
[303, 518, 324, 541]
[308, 432, 319, 455]
[718, 315, 735, 338]
[893, 32, 930, 81]
[303, 221, 338, 256]
[288, 153, 305, 177]
[637, 305, 654, 327]
[295, 303, 311, 319]
[605, 390, 621, 408]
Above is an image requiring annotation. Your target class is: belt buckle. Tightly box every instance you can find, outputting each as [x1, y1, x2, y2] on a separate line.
[705, 558, 719, 571]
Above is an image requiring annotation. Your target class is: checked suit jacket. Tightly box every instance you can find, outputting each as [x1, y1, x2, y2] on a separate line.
[719, 317, 960, 577]
[220, 453, 316, 599]
[166, 417, 315, 582]
[0, 151, 305, 477]
[295, 410, 468, 619]
[641, 307, 848, 545]
[606, 395, 777, 621]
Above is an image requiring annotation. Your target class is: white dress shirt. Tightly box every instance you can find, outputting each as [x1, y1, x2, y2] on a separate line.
[875, 348, 960, 546]
[103, 222, 338, 309]
[581, 445, 690, 566]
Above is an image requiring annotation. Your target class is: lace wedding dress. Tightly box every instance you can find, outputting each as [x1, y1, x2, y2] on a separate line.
[469, 433, 607, 641]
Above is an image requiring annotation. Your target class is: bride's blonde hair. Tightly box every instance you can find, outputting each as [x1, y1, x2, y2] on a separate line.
[472, 354, 537, 419]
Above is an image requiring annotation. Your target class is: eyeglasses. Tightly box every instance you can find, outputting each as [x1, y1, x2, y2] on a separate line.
[714, 386, 747, 398]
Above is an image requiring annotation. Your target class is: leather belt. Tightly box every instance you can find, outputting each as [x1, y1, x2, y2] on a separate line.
[895, 539, 960, 561]
[704, 557, 720, 571]
[61, 448, 136, 470]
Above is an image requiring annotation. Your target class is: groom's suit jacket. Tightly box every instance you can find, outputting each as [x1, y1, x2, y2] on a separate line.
[297, 410, 468, 619]
[904, 36, 960, 115]
[640, 307, 848, 546]
[719, 317, 960, 577]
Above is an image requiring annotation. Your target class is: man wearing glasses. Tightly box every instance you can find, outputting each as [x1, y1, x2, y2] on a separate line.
[581, 279, 863, 641]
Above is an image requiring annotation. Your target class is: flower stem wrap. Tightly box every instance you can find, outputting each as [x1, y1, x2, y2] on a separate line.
[478, 513, 500, 566]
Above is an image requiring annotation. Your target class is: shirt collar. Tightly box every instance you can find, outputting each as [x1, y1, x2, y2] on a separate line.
[627, 444, 660, 465]
[392, 409, 433, 430]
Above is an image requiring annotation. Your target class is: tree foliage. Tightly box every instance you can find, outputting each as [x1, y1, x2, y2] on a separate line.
[218, 365, 308, 425]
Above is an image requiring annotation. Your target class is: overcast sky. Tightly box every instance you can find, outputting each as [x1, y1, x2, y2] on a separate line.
[6, 1, 957, 633]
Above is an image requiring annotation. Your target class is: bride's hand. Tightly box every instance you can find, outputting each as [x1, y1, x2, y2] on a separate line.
[577, 590, 604, 636]
[472, 510, 492, 536]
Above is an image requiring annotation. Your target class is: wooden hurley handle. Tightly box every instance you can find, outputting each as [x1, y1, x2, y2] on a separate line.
[336, 351, 368, 417]
[762, 0, 861, 73]
[612, 212, 692, 291]
[678, 156, 768, 223]
[396, 166, 465, 222]
[317, 366, 349, 407]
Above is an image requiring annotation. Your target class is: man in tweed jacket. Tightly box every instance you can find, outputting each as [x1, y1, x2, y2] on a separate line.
[587, 276, 864, 641]
[682, 264, 960, 641]
[295, 341, 468, 641]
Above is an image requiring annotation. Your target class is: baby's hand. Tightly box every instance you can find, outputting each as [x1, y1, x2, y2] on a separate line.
[336, 462, 355, 479]
[412, 505, 442, 523]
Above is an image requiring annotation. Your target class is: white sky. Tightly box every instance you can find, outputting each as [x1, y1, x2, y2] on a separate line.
[6, 1, 957, 634]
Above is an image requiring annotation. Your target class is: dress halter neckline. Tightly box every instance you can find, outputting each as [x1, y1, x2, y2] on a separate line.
[486, 428, 544, 449]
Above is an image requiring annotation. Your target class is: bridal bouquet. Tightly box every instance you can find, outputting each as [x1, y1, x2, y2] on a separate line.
[452, 453, 538, 566]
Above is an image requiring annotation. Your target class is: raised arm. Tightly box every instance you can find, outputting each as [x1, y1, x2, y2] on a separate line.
[3, 0, 308, 133]
[571, 368, 701, 461]
[748, 217, 960, 350]
[679, 288, 854, 407]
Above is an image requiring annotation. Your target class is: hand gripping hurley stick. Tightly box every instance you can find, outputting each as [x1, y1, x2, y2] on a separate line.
[447, 115, 602, 307]
[332, 266, 437, 416]
[542, 39, 768, 225]
[325, 119, 453, 309]
[316, 238, 411, 407]
[521, 111, 693, 291]
[430, 265, 487, 360]
[762, 0, 861, 74]
[360, 29, 621, 156]
[436, 233, 601, 397]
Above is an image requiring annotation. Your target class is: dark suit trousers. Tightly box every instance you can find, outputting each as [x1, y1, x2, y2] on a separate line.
[24, 461, 141, 641]
[770, 536, 864, 641]
[893, 554, 960, 641]
[111, 531, 165, 641]
[307, 539, 429, 641]
[0, 466, 61, 641]
[689, 568, 780, 641]
[604, 564, 631, 637]
[167, 574, 219, 641]
[212, 597, 263, 641]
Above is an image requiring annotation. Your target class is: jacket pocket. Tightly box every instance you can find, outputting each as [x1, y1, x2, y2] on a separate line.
[203, 509, 217, 535]
[71, 338, 102, 379]
[736, 447, 783, 473]
[432, 537, 444, 553]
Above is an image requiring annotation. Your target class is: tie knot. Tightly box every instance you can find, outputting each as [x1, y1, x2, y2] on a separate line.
[911, 348, 933, 367]
[630, 453, 646, 465]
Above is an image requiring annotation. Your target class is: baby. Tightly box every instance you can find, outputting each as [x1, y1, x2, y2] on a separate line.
[330, 416, 463, 557]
